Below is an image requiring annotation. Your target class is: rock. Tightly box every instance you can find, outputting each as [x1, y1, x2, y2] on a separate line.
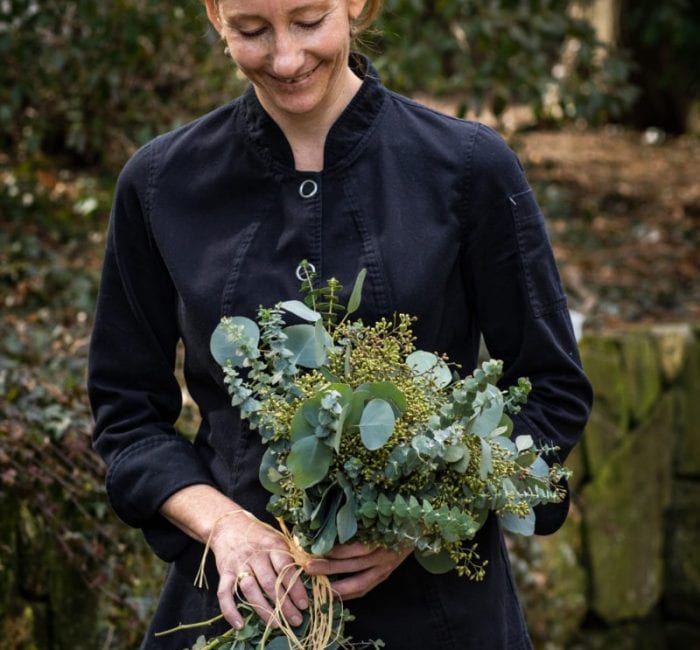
[579, 336, 628, 478]
[650, 323, 693, 384]
[676, 335, 700, 477]
[509, 507, 587, 650]
[582, 393, 674, 622]
[620, 332, 662, 425]
[580, 336, 628, 430]
[664, 480, 700, 622]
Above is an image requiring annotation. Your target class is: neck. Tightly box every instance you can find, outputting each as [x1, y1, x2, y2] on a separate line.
[260, 67, 362, 172]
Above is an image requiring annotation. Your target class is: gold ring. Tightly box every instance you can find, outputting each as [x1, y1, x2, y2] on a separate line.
[237, 570, 252, 581]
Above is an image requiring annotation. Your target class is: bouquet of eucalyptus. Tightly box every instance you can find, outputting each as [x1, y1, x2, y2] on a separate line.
[180, 262, 569, 649]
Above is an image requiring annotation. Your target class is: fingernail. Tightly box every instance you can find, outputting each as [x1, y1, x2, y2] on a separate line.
[291, 615, 303, 626]
[234, 618, 244, 630]
[299, 599, 309, 609]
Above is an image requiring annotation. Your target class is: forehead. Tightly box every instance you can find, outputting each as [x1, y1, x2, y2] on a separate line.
[217, 0, 338, 14]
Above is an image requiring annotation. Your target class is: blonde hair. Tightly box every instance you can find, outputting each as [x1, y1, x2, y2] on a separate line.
[353, 0, 383, 35]
[209, 1, 384, 36]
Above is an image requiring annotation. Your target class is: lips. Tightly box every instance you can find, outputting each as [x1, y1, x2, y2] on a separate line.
[269, 62, 321, 85]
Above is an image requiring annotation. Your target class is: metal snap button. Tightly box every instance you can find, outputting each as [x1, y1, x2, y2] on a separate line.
[298, 179, 318, 198]
[296, 262, 316, 281]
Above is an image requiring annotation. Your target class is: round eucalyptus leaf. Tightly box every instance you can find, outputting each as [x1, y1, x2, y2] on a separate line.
[500, 507, 536, 536]
[287, 436, 333, 489]
[414, 548, 456, 574]
[406, 350, 453, 388]
[356, 382, 407, 416]
[209, 317, 259, 367]
[359, 399, 395, 450]
[471, 384, 505, 437]
[283, 324, 326, 368]
[529, 455, 550, 478]
[265, 637, 292, 650]
[258, 448, 284, 495]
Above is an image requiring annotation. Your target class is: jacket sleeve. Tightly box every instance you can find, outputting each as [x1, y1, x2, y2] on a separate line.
[88, 142, 217, 560]
[460, 123, 593, 535]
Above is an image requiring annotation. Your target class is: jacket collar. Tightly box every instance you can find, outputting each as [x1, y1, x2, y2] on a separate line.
[239, 54, 386, 173]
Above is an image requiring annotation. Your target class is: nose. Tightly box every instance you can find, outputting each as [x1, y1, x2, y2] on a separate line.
[271, 31, 304, 78]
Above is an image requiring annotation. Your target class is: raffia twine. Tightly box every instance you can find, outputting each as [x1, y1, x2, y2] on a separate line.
[157, 511, 342, 650]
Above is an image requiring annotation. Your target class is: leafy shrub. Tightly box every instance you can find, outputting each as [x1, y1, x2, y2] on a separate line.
[0, 0, 243, 169]
[369, 0, 636, 123]
[1, 0, 636, 169]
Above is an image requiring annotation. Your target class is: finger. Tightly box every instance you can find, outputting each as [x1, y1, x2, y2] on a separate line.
[251, 560, 304, 628]
[324, 541, 376, 559]
[217, 570, 245, 630]
[306, 548, 384, 576]
[330, 565, 389, 600]
[270, 550, 309, 612]
[237, 571, 279, 627]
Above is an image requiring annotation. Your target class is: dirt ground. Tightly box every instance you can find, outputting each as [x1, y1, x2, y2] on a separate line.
[513, 126, 700, 332]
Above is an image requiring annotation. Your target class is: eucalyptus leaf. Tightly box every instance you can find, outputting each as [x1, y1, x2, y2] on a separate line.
[311, 493, 342, 555]
[471, 384, 505, 437]
[283, 324, 327, 368]
[258, 448, 284, 495]
[359, 399, 395, 450]
[356, 382, 407, 416]
[336, 494, 357, 543]
[210, 317, 259, 367]
[406, 350, 453, 388]
[265, 636, 292, 650]
[500, 507, 536, 536]
[414, 548, 456, 574]
[287, 437, 333, 488]
[346, 267, 367, 316]
[515, 434, 534, 452]
[479, 437, 493, 480]
[290, 405, 315, 442]
[280, 300, 321, 322]
[529, 455, 550, 478]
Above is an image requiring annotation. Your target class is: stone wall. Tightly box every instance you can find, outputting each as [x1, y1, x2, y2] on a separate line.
[513, 323, 700, 649]
[1, 325, 698, 649]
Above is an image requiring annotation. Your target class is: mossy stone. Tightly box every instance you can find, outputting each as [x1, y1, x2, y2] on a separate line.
[664, 480, 700, 622]
[581, 407, 625, 480]
[676, 336, 700, 477]
[619, 332, 662, 425]
[579, 336, 627, 429]
[650, 323, 692, 384]
[582, 393, 674, 622]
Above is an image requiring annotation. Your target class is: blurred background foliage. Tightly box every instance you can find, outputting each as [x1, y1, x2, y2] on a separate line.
[1, 1, 700, 647]
[1, 0, 641, 171]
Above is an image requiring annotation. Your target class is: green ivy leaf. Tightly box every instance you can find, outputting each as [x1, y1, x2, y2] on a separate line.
[359, 399, 395, 450]
[287, 437, 332, 489]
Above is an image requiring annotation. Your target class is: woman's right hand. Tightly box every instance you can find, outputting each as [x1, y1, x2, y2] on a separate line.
[160, 485, 308, 631]
[209, 511, 309, 630]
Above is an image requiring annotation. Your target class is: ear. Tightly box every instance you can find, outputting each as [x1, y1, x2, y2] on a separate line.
[203, 0, 224, 36]
[347, 0, 367, 21]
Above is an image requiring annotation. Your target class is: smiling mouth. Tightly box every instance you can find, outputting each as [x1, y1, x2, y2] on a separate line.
[271, 62, 321, 85]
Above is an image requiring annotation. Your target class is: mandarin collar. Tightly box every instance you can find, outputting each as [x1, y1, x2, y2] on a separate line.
[238, 53, 386, 174]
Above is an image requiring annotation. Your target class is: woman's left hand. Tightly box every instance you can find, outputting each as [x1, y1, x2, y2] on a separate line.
[303, 541, 412, 600]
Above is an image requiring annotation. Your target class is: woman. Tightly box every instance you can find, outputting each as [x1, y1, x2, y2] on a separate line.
[88, 0, 592, 647]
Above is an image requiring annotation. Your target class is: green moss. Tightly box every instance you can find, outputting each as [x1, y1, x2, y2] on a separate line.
[620, 332, 662, 425]
[582, 393, 674, 622]
[676, 336, 700, 477]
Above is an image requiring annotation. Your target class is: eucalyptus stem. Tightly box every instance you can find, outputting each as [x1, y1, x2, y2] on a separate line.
[154, 614, 225, 637]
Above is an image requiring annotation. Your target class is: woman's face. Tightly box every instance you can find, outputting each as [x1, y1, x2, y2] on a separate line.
[206, 0, 366, 123]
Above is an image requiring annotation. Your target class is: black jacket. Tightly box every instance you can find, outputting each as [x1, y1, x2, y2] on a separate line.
[88, 55, 592, 649]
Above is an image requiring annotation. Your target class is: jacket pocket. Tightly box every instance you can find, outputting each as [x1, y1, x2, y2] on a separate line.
[509, 189, 566, 318]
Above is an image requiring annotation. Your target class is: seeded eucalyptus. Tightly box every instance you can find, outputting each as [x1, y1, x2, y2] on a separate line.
[203, 262, 570, 648]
